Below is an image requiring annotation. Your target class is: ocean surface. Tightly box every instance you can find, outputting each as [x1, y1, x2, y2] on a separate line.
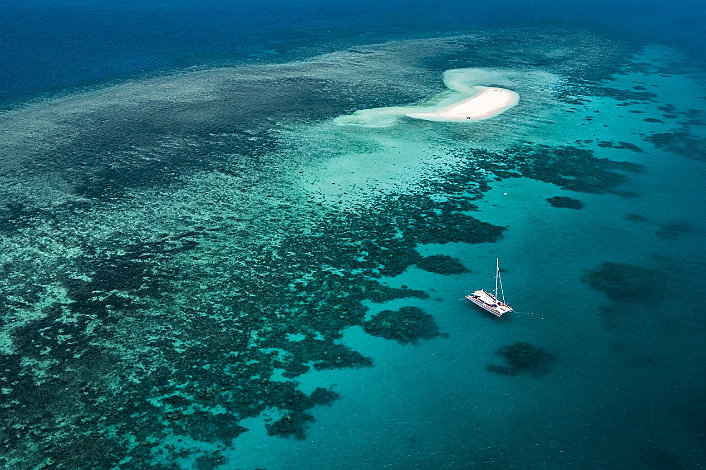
[1, 1, 705, 469]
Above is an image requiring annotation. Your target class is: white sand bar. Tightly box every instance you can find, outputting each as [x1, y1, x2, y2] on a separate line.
[335, 69, 520, 127]
[406, 87, 519, 122]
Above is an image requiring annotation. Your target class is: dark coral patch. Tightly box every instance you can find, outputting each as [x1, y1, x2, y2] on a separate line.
[415, 254, 469, 274]
[170, 411, 248, 445]
[0, 202, 45, 234]
[195, 452, 228, 470]
[547, 196, 584, 210]
[582, 262, 661, 304]
[592, 86, 657, 102]
[624, 213, 648, 222]
[261, 386, 339, 440]
[616, 141, 644, 152]
[308, 387, 339, 406]
[266, 411, 314, 440]
[597, 140, 642, 152]
[312, 346, 373, 371]
[487, 342, 554, 377]
[281, 362, 310, 379]
[647, 129, 706, 161]
[506, 145, 643, 196]
[656, 220, 696, 239]
[363, 306, 441, 345]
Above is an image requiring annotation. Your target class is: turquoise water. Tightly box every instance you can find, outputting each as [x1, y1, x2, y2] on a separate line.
[1, 3, 706, 469]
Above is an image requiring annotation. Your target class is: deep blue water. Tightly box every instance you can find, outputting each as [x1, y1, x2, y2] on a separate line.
[1, 0, 704, 107]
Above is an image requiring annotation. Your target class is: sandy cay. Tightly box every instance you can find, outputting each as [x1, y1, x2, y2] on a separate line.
[407, 87, 519, 122]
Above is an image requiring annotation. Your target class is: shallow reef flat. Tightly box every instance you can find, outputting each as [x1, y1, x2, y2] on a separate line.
[1, 28, 705, 469]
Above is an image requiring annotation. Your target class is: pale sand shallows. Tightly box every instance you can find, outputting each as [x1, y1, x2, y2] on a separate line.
[333, 68, 523, 127]
[406, 87, 519, 122]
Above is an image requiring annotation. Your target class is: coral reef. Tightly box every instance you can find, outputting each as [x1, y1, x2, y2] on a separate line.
[656, 220, 696, 239]
[363, 307, 442, 345]
[415, 255, 469, 275]
[547, 196, 584, 210]
[582, 262, 662, 304]
[486, 342, 554, 377]
[0, 28, 652, 468]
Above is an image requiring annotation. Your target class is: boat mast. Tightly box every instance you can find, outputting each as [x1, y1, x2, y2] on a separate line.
[499, 267, 506, 304]
[495, 258, 499, 301]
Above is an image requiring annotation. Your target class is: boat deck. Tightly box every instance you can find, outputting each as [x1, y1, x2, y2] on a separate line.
[466, 289, 513, 317]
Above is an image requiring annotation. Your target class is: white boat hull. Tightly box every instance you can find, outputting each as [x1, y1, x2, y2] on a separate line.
[465, 289, 513, 317]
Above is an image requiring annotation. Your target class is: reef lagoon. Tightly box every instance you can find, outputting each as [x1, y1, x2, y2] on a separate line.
[1, 1, 705, 469]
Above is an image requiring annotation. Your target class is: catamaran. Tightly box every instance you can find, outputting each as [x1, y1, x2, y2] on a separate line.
[466, 258, 513, 317]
